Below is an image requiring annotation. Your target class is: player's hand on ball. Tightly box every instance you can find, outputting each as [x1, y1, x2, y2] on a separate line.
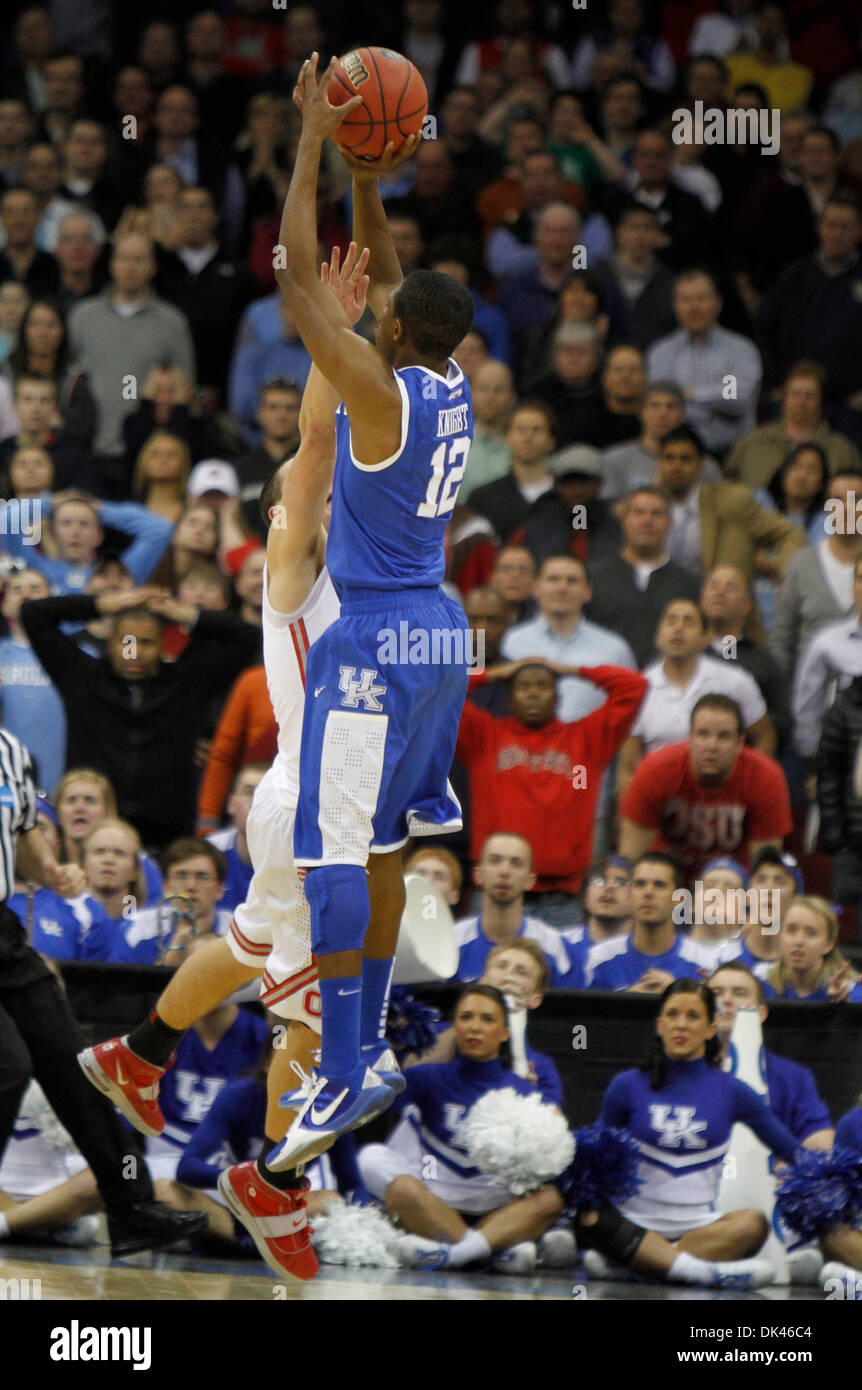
[340, 132, 421, 180]
[321, 241, 370, 325]
[294, 52, 362, 141]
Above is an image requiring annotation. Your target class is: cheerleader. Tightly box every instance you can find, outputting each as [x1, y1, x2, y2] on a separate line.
[358, 985, 564, 1274]
[762, 896, 862, 1002]
[579, 978, 801, 1289]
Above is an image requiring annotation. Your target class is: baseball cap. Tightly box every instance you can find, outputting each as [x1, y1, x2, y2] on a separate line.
[749, 846, 804, 893]
[605, 854, 632, 874]
[701, 856, 749, 887]
[548, 444, 602, 480]
[187, 460, 240, 498]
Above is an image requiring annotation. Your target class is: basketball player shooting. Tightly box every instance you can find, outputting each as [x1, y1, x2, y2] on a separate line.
[270, 53, 475, 1169]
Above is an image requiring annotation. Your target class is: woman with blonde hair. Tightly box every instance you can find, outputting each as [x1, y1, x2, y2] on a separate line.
[55, 769, 161, 904]
[764, 896, 862, 1002]
[133, 430, 192, 522]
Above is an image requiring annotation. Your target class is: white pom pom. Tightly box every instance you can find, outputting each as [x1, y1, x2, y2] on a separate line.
[311, 1199, 403, 1268]
[16, 1081, 78, 1155]
[459, 1088, 575, 1196]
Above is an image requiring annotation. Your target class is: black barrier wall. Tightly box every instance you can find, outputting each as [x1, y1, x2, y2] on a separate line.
[60, 964, 862, 1131]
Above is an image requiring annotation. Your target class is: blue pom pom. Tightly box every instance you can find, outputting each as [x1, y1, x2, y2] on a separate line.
[775, 1147, 862, 1242]
[558, 1123, 643, 1214]
[386, 986, 441, 1058]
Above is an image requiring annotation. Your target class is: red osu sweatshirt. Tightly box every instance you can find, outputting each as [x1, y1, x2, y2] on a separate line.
[456, 665, 648, 891]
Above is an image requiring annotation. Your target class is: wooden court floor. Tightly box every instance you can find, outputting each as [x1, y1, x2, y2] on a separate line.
[0, 1244, 827, 1301]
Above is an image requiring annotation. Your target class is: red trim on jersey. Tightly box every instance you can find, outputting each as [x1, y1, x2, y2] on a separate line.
[262, 962, 318, 1004]
[288, 617, 310, 689]
[230, 917, 271, 956]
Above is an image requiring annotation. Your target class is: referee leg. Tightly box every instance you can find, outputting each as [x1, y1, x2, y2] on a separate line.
[0, 998, 31, 1164]
[0, 940, 153, 1211]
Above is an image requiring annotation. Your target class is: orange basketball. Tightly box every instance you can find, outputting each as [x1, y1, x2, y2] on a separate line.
[328, 47, 428, 161]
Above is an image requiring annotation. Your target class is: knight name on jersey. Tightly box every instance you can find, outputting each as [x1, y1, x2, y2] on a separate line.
[436, 404, 470, 437]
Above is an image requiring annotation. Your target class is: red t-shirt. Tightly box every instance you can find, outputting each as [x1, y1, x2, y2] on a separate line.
[456, 665, 647, 891]
[620, 742, 793, 874]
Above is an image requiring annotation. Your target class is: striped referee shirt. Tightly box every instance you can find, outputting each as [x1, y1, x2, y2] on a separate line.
[0, 729, 38, 902]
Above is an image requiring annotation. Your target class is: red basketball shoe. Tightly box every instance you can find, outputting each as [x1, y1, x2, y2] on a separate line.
[218, 1161, 318, 1282]
[78, 1035, 171, 1137]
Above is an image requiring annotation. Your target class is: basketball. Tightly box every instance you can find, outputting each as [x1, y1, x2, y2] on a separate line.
[328, 47, 428, 161]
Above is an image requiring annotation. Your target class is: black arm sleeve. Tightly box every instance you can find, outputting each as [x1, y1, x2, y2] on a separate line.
[177, 609, 260, 693]
[19, 596, 98, 691]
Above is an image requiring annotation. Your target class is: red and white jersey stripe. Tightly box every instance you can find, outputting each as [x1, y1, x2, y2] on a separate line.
[262, 563, 340, 803]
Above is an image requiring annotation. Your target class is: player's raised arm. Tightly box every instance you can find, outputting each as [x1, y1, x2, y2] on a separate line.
[292, 76, 413, 320]
[343, 139, 418, 318]
[266, 242, 369, 613]
[275, 53, 403, 463]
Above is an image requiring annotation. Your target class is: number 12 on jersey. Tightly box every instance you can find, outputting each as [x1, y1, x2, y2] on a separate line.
[417, 436, 470, 518]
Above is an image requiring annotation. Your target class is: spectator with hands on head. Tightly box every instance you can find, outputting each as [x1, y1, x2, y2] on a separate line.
[20, 582, 260, 849]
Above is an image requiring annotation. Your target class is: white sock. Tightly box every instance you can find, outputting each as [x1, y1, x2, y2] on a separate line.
[0, 1213, 9, 1238]
[445, 1229, 492, 1268]
[668, 1251, 716, 1285]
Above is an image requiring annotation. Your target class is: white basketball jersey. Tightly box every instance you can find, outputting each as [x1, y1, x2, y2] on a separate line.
[262, 562, 340, 802]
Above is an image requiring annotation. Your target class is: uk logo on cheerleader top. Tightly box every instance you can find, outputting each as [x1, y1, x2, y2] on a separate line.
[649, 1104, 708, 1149]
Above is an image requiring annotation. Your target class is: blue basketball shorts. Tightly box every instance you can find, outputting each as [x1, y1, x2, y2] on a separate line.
[293, 587, 470, 866]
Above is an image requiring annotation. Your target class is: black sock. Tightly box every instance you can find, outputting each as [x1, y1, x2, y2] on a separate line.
[127, 1010, 186, 1068]
[257, 1140, 306, 1192]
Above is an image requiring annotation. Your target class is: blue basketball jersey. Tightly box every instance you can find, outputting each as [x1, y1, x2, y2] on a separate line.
[326, 360, 473, 592]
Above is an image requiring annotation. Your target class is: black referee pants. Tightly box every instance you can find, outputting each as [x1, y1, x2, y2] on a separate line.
[0, 908, 152, 1212]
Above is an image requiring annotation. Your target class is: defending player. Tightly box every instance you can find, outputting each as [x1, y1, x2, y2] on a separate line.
[271, 55, 476, 1168]
[78, 245, 398, 1281]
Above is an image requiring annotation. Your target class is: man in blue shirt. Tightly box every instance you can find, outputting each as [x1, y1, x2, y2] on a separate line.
[454, 832, 578, 987]
[501, 552, 636, 721]
[709, 960, 835, 1286]
[108, 838, 232, 967]
[708, 962, 833, 1149]
[586, 851, 716, 990]
[0, 566, 65, 793]
[228, 296, 311, 446]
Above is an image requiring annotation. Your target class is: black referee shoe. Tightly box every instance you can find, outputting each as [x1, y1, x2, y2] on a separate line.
[108, 1200, 208, 1258]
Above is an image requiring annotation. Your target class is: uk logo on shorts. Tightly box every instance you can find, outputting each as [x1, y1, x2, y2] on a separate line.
[338, 666, 387, 711]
